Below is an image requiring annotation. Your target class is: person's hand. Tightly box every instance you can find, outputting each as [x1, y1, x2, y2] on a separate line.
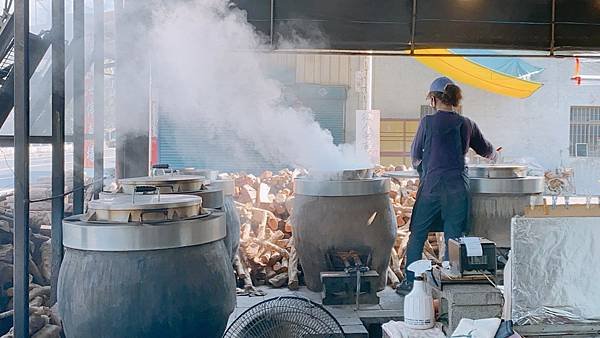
[489, 147, 502, 164]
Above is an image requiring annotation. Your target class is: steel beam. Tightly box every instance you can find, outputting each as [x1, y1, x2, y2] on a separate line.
[13, 0, 31, 336]
[114, 0, 150, 179]
[72, 0, 85, 213]
[51, 0, 66, 305]
[93, 0, 104, 197]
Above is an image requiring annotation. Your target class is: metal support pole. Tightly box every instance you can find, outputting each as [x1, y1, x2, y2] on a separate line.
[409, 0, 417, 54]
[73, 0, 85, 213]
[93, 0, 104, 197]
[114, 0, 150, 178]
[269, 0, 274, 47]
[13, 0, 31, 336]
[549, 0, 556, 56]
[51, 0, 65, 305]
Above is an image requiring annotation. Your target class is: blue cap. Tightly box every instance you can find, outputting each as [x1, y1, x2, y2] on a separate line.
[429, 77, 454, 93]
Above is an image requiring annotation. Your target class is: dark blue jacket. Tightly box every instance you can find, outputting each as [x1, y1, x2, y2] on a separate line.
[411, 111, 495, 194]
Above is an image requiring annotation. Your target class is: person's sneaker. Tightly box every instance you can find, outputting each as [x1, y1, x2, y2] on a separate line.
[395, 280, 413, 296]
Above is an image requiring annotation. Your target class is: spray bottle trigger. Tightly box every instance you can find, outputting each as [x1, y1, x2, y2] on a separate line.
[407, 260, 432, 279]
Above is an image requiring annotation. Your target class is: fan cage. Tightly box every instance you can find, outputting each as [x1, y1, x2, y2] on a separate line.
[224, 296, 345, 338]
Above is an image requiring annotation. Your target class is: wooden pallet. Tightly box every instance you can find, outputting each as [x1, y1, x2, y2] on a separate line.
[430, 266, 495, 290]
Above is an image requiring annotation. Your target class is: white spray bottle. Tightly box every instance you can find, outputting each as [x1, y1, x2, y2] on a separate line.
[403, 259, 435, 330]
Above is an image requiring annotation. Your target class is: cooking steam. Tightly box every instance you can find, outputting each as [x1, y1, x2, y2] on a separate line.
[148, 0, 370, 172]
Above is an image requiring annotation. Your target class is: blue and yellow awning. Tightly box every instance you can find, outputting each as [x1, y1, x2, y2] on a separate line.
[414, 49, 543, 99]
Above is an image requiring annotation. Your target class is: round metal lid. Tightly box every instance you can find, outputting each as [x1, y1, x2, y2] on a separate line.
[294, 177, 390, 197]
[89, 194, 202, 211]
[468, 164, 528, 179]
[118, 175, 209, 193]
[470, 176, 544, 194]
[63, 210, 226, 251]
[87, 194, 203, 222]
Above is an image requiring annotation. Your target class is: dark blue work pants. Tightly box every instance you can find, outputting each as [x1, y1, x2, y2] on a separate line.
[404, 179, 469, 282]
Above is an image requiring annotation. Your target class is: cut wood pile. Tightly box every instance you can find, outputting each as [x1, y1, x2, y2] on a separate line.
[230, 169, 302, 293]
[230, 166, 443, 291]
[0, 172, 91, 337]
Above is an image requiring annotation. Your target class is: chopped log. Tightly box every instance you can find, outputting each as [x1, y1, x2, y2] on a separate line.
[390, 248, 403, 280]
[40, 240, 52, 281]
[284, 221, 293, 233]
[240, 223, 252, 241]
[436, 232, 446, 261]
[275, 239, 289, 248]
[259, 250, 272, 266]
[29, 286, 51, 302]
[242, 238, 290, 257]
[260, 171, 273, 180]
[256, 218, 268, 241]
[31, 324, 61, 338]
[284, 196, 294, 215]
[387, 266, 400, 288]
[396, 215, 406, 226]
[266, 266, 277, 280]
[238, 184, 257, 204]
[273, 193, 286, 204]
[267, 217, 278, 231]
[258, 182, 273, 204]
[287, 237, 299, 291]
[234, 253, 254, 290]
[268, 230, 285, 242]
[269, 252, 282, 266]
[268, 272, 288, 288]
[30, 296, 45, 307]
[29, 259, 46, 286]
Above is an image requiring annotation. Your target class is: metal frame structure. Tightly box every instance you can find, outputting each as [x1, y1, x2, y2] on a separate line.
[93, 0, 104, 198]
[50, 0, 65, 305]
[8, 0, 97, 336]
[237, 0, 600, 55]
[13, 0, 30, 336]
[72, 0, 84, 214]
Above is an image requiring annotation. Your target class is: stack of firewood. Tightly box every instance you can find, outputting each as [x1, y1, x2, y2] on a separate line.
[230, 169, 302, 292]
[231, 166, 443, 290]
[0, 171, 92, 337]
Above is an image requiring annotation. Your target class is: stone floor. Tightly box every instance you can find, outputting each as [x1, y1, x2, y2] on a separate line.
[227, 286, 404, 337]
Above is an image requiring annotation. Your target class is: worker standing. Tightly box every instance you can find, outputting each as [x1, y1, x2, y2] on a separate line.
[396, 77, 498, 295]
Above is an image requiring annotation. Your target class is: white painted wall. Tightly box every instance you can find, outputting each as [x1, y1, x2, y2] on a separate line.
[370, 57, 600, 194]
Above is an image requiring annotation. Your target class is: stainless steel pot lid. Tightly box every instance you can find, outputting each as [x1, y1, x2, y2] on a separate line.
[89, 194, 202, 211]
[87, 194, 203, 222]
[118, 175, 209, 193]
[468, 164, 528, 179]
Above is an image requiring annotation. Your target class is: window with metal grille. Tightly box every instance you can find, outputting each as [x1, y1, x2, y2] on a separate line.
[570, 106, 600, 157]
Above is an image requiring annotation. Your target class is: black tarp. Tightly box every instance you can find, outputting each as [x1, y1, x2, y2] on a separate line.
[233, 0, 600, 52]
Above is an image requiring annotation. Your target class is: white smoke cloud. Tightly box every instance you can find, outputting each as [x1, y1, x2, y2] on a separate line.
[148, 0, 370, 172]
